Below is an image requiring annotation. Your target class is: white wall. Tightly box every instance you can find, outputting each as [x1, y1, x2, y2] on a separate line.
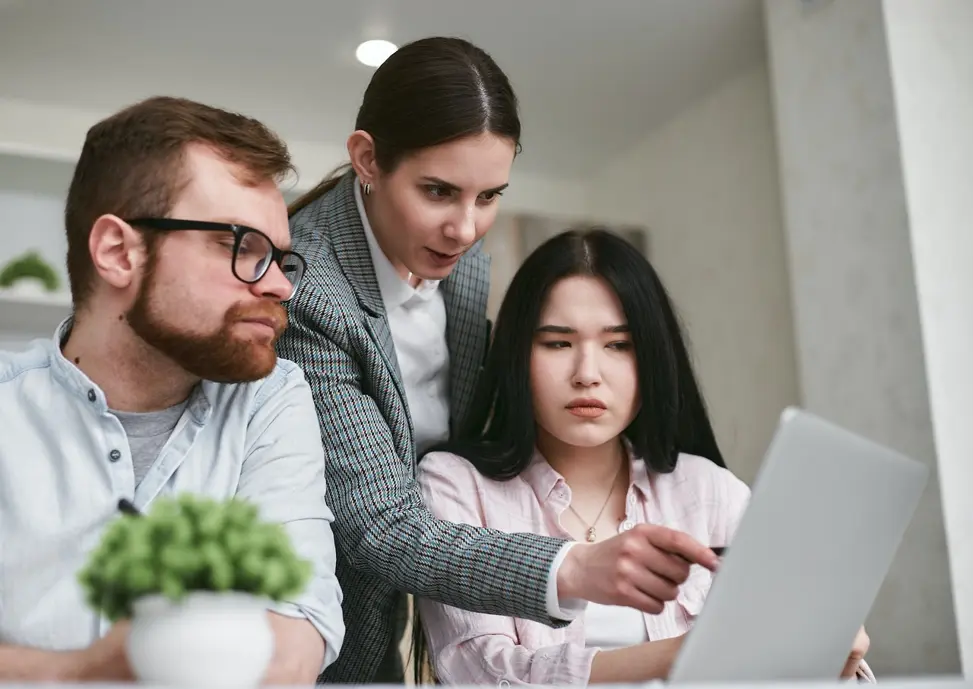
[764, 0, 960, 674]
[481, 212, 521, 318]
[586, 64, 800, 485]
[884, 0, 973, 671]
[0, 153, 70, 350]
[0, 154, 71, 279]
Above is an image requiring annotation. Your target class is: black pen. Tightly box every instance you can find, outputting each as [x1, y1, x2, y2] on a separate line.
[672, 546, 726, 565]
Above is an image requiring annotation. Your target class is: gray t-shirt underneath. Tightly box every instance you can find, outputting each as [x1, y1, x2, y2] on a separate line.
[111, 401, 188, 485]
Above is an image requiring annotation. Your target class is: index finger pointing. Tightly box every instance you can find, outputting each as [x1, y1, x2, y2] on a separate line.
[648, 527, 721, 571]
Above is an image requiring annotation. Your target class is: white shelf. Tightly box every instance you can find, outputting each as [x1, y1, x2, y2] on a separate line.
[0, 289, 72, 337]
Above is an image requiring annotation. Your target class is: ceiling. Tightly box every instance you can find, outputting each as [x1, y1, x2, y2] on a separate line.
[0, 0, 765, 180]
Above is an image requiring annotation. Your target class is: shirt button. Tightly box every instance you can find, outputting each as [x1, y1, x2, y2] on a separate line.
[108, 449, 121, 462]
[87, 389, 96, 402]
[620, 520, 635, 532]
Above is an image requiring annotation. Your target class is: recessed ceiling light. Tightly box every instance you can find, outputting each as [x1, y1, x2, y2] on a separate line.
[356, 39, 397, 68]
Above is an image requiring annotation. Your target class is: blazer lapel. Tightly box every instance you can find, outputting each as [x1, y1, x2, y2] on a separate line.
[442, 246, 491, 430]
[319, 174, 410, 417]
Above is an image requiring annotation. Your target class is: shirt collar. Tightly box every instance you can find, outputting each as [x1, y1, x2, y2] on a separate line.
[353, 178, 440, 311]
[48, 316, 98, 401]
[47, 316, 212, 423]
[520, 440, 655, 504]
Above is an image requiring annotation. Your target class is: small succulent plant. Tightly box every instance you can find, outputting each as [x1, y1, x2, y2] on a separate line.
[0, 251, 60, 291]
[78, 494, 312, 622]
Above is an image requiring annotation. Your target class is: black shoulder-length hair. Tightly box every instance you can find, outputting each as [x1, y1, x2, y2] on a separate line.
[441, 227, 725, 477]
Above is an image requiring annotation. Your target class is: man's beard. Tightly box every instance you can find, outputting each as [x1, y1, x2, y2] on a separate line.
[125, 272, 287, 384]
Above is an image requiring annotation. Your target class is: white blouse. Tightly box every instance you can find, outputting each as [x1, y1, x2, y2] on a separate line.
[584, 601, 649, 648]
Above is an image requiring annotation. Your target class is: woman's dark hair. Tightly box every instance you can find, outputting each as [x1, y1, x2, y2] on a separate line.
[289, 36, 521, 216]
[411, 228, 725, 683]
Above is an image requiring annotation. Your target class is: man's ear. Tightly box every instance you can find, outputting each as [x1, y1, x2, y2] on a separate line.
[88, 214, 146, 290]
[346, 130, 380, 188]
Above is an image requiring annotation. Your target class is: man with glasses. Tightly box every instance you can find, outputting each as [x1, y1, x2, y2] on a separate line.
[0, 96, 343, 682]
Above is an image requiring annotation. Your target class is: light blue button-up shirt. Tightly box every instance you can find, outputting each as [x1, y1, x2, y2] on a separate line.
[0, 321, 344, 669]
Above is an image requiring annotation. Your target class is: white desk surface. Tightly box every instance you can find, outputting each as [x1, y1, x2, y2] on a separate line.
[0, 679, 967, 688]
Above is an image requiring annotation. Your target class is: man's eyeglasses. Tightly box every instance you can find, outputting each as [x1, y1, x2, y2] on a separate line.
[125, 218, 306, 294]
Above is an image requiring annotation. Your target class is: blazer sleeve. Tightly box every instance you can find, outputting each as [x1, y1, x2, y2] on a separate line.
[276, 294, 570, 626]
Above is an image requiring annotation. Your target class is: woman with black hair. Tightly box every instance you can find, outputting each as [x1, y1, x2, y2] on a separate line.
[415, 228, 873, 684]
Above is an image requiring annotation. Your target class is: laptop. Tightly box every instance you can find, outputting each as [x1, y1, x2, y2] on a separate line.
[669, 407, 929, 683]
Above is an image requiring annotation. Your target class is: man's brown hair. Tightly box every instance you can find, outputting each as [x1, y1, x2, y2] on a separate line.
[64, 96, 294, 308]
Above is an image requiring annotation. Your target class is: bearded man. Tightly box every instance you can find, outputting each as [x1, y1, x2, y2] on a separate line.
[0, 96, 343, 683]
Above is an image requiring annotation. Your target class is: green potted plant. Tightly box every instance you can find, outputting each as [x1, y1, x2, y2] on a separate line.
[0, 250, 60, 296]
[78, 494, 312, 688]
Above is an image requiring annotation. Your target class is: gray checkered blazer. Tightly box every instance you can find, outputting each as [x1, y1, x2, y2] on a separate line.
[277, 172, 568, 683]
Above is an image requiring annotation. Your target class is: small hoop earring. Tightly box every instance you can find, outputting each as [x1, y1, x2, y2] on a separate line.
[362, 182, 372, 196]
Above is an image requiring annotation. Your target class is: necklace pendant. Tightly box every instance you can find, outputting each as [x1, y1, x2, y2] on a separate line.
[586, 527, 596, 543]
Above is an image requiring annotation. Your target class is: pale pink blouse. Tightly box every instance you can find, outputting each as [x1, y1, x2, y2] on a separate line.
[416, 449, 875, 685]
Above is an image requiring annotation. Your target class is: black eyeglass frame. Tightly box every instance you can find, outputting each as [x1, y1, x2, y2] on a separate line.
[124, 217, 306, 292]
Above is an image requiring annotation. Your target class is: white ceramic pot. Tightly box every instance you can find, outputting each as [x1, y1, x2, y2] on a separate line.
[3, 278, 47, 297]
[127, 591, 274, 688]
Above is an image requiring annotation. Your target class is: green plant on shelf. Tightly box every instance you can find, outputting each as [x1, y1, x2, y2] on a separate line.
[0, 251, 60, 291]
[78, 494, 312, 622]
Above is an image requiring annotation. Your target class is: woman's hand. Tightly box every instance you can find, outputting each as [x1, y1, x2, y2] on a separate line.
[840, 626, 870, 679]
[589, 633, 687, 683]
